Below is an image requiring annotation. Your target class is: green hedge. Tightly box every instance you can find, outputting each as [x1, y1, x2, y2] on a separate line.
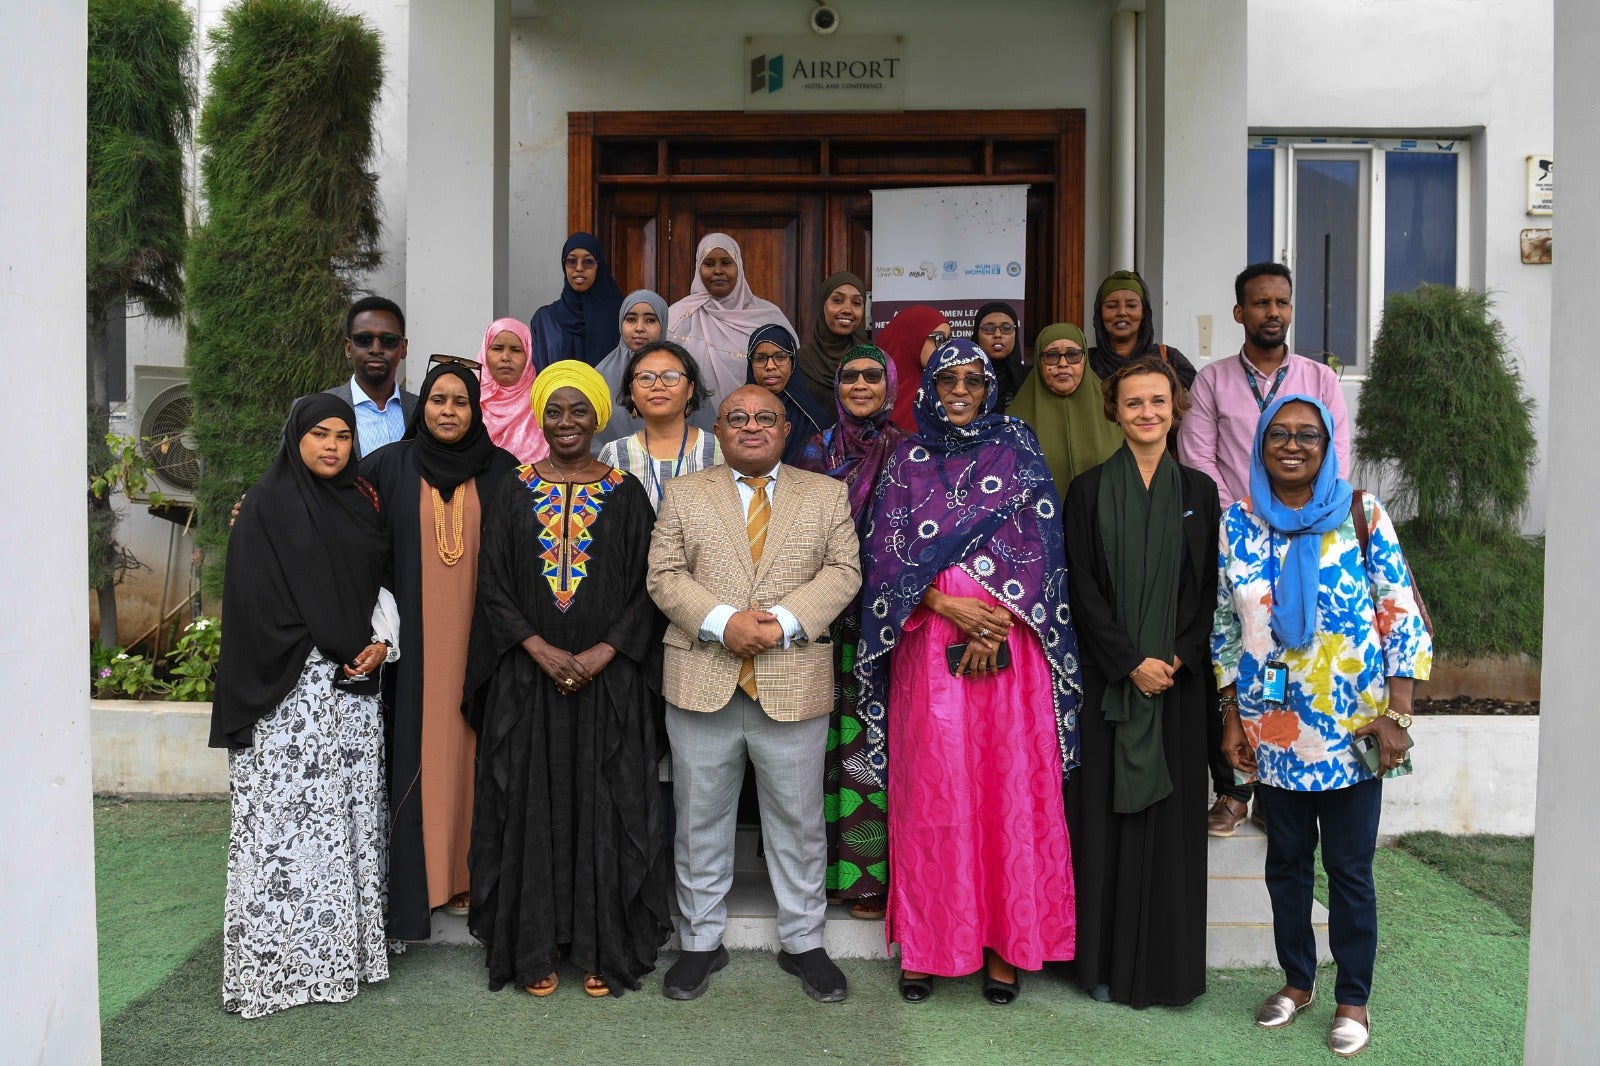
[186, 0, 383, 594]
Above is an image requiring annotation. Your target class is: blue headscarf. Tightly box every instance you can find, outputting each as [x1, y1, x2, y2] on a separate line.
[1249, 393, 1354, 649]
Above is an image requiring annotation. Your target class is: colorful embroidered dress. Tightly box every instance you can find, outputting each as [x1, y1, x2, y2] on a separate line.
[1211, 492, 1433, 791]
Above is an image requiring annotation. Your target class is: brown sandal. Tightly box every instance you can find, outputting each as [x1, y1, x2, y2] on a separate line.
[583, 973, 610, 998]
[441, 892, 470, 917]
[850, 896, 886, 919]
[524, 972, 559, 997]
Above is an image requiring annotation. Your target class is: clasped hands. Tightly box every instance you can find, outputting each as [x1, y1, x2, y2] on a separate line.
[1129, 656, 1182, 699]
[722, 608, 785, 658]
[522, 634, 616, 695]
[925, 589, 1013, 676]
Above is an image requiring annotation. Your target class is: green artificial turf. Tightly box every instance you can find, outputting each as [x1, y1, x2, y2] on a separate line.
[94, 798, 230, 1019]
[1393, 832, 1535, 930]
[98, 802, 1530, 1066]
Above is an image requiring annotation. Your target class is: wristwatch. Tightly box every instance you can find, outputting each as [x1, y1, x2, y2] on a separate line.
[1384, 709, 1413, 729]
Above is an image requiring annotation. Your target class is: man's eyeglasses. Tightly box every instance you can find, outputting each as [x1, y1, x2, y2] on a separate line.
[632, 369, 687, 388]
[934, 372, 988, 392]
[428, 353, 479, 370]
[1264, 428, 1328, 449]
[978, 323, 1017, 337]
[838, 367, 886, 385]
[751, 352, 793, 366]
[1040, 347, 1086, 366]
[723, 410, 781, 429]
[351, 332, 404, 351]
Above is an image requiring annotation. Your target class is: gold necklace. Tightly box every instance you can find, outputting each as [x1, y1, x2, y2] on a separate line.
[430, 486, 466, 566]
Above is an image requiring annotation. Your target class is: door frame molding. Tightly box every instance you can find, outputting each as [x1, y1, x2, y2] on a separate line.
[568, 109, 1085, 327]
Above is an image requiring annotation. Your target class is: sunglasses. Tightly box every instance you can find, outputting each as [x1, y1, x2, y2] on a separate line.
[428, 353, 480, 370]
[838, 367, 886, 385]
[926, 331, 951, 345]
[934, 372, 988, 392]
[1040, 347, 1086, 366]
[350, 331, 403, 351]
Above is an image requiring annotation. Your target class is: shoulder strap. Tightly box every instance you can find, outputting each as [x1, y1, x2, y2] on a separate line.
[1158, 343, 1170, 364]
[1351, 488, 1371, 558]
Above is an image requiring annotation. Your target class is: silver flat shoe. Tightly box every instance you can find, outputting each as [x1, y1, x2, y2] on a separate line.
[1328, 1014, 1372, 1057]
[1254, 988, 1315, 1028]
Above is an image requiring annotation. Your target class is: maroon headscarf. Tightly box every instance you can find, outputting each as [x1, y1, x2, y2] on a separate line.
[877, 305, 949, 434]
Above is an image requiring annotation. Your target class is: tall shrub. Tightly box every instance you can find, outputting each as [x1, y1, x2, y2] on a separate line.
[1356, 284, 1536, 541]
[87, 0, 195, 646]
[187, 0, 384, 592]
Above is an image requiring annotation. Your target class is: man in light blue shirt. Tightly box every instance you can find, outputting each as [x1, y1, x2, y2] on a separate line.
[322, 296, 417, 458]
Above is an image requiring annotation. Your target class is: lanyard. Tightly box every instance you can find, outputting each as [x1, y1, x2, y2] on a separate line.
[642, 422, 690, 504]
[1239, 350, 1289, 411]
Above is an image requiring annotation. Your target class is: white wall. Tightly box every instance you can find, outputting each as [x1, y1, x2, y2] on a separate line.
[1248, 0, 1554, 530]
[507, 0, 1120, 319]
[2, 3, 103, 1060]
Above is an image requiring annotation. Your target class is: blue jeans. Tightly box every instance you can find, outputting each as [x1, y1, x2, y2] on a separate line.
[1259, 778, 1383, 1006]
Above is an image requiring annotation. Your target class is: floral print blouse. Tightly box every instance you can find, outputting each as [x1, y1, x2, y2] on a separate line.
[1212, 492, 1432, 791]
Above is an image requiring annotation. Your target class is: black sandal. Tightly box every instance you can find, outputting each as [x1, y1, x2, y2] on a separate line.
[898, 971, 934, 1003]
[982, 972, 1019, 1006]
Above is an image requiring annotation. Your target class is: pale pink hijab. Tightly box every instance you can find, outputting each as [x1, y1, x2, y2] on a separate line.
[476, 317, 549, 463]
[667, 232, 797, 404]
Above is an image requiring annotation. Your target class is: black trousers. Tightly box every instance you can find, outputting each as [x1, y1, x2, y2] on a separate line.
[1259, 778, 1383, 1006]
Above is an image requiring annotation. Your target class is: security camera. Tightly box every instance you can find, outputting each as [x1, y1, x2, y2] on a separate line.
[811, 4, 840, 35]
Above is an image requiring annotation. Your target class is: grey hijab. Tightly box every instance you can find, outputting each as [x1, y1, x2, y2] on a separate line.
[592, 289, 714, 451]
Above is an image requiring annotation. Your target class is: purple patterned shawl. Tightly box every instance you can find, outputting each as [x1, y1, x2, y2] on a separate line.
[852, 339, 1082, 789]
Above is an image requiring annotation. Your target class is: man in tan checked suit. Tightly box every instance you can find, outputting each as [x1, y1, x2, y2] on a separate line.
[647, 384, 861, 1003]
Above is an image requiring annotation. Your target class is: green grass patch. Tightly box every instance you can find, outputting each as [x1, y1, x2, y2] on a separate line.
[1393, 832, 1535, 930]
[1403, 524, 1544, 660]
[95, 797, 229, 1019]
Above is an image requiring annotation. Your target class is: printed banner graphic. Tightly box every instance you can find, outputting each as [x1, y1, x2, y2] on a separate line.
[870, 185, 1030, 346]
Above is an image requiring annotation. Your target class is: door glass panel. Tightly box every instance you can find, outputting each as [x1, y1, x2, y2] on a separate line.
[1294, 157, 1362, 367]
[1247, 148, 1274, 266]
[1385, 151, 1457, 294]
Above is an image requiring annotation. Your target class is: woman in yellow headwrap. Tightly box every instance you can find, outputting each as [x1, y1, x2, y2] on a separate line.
[463, 359, 671, 999]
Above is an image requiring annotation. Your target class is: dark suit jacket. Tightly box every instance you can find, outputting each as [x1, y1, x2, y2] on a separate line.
[290, 380, 419, 461]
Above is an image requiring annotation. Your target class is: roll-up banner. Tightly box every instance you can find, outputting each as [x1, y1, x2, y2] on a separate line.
[869, 185, 1029, 352]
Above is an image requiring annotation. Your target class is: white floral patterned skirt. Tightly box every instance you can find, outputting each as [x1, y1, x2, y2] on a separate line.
[223, 653, 389, 1019]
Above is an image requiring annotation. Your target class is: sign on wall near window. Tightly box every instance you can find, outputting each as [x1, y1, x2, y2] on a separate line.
[743, 35, 905, 112]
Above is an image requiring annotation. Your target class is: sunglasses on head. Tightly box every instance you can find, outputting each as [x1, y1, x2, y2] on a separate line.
[350, 331, 404, 351]
[428, 353, 481, 370]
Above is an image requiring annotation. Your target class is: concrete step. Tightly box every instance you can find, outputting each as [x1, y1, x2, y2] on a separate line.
[425, 822, 1330, 968]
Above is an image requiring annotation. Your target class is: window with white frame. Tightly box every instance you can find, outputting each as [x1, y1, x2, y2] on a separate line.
[1247, 136, 1469, 373]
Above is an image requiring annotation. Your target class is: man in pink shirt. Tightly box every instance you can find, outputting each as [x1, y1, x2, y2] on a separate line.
[1179, 262, 1352, 836]
[1179, 263, 1351, 506]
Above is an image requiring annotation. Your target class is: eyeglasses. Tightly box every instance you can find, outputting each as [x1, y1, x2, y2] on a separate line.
[722, 410, 781, 429]
[632, 369, 686, 388]
[350, 332, 403, 351]
[563, 254, 597, 271]
[926, 331, 951, 345]
[751, 352, 793, 366]
[428, 353, 480, 370]
[1264, 427, 1328, 449]
[1040, 347, 1086, 366]
[934, 372, 988, 392]
[838, 367, 886, 385]
[978, 323, 1017, 337]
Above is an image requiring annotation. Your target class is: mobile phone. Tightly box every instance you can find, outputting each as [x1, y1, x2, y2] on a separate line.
[946, 638, 1012, 676]
[1352, 733, 1383, 775]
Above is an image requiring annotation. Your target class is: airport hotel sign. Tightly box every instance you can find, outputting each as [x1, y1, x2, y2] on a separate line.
[744, 35, 906, 112]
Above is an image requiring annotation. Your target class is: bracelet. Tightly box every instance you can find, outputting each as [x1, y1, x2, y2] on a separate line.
[1218, 696, 1240, 716]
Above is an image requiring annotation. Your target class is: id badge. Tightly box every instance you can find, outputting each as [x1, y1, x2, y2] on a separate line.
[1262, 659, 1288, 705]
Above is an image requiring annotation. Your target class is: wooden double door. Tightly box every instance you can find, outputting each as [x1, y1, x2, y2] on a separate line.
[570, 110, 1086, 344]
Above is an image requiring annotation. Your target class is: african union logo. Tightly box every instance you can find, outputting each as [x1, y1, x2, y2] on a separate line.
[750, 53, 784, 94]
[1006, 261, 1022, 277]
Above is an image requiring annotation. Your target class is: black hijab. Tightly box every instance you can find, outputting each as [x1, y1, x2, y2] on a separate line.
[210, 394, 388, 749]
[970, 300, 1026, 411]
[403, 363, 498, 500]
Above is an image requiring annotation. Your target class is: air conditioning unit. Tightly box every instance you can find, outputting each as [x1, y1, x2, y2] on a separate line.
[130, 365, 201, 509]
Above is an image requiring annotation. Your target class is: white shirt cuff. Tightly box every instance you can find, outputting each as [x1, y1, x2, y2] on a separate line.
[700, 604, 739, 645]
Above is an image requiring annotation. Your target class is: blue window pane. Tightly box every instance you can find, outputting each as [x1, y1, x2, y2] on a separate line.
[1248, 148, 1275, 265]
[1385, 151, 1457, 293]
[1294, 159, 1361, 366]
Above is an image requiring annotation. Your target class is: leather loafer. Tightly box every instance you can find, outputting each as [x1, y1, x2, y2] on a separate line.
[662, 945, 728, 1001]
[1255, 988, 1315, 1028]
[1328, 1014, 1372, 1057]
[777, 947, 848, 1003]
[1207, 795, 1249, 837]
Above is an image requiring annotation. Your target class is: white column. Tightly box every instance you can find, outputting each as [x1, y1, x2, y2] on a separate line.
[0, 4, 102, 1061]
[404, 0, 509, 385]
[1527, 2, 1600, 1060]
[1140, 0, 1247, 364]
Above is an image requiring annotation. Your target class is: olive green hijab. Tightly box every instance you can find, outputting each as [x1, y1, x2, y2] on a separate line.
[1006, 322, 1124, 492]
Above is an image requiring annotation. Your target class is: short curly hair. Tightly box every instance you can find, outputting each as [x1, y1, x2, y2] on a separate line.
[619, 339, 711, 418]
[1100, 356, 1191, 425]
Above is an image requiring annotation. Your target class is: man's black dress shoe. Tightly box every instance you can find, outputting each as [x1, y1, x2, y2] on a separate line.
[662, 945, 729, 1001]
[777, 947, 848, 1003]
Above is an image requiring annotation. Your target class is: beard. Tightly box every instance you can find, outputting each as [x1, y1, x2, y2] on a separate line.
[353, 358, 396, 388]
[1247, 325, 1287, 352]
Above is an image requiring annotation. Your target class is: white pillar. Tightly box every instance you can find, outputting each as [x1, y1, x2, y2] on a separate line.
[1527, 2, 1600, 1060]
[1140, 0, 1247, 364]
[0, 4, 102, 1061]
[404, 0, 510, 384]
